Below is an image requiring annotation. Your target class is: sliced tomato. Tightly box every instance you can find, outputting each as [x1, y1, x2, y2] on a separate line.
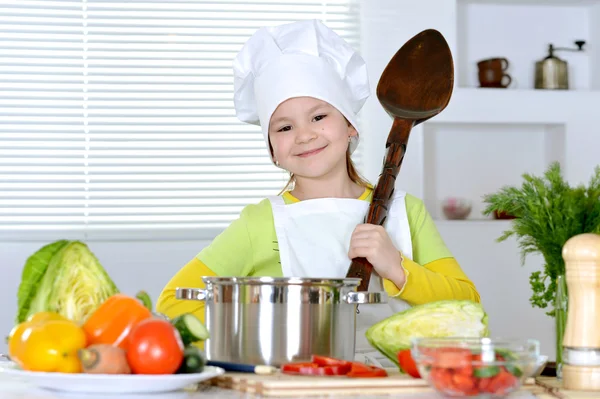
[281, 362, 318, 373]
[311, 355, 349, 367]
[397, 349, 421, 378]
[280, 357, 384, 378]
[281, 362, 351, 376]
[450, 372, 476, 394]
[306, 364, 352, 376]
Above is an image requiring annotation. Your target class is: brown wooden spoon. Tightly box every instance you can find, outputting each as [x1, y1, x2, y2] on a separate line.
[346, 29, 454, 292]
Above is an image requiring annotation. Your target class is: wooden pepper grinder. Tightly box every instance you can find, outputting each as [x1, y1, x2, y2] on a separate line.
[562, 233, 600, 391]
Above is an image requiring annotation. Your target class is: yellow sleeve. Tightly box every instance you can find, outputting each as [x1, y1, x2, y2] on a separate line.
[156, 257, 217, 325]
[383, 257, 480, 305]
[380, 193, 480, 304]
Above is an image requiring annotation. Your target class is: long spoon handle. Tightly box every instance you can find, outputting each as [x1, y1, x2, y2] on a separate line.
[346, 118, 414, 292]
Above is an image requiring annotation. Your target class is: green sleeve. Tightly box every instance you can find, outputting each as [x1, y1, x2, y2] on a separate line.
[196, 202, 256, 276]
[196, 198, 280, 277]
[405, 193, 454, 265]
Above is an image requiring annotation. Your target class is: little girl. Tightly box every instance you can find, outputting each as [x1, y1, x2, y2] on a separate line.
[157, 19, 480, 359]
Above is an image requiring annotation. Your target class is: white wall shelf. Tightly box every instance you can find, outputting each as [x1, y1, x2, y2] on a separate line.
[432, 88, 598, 124]
[459, 0, 600, 5]
[433, 219, 514, 225]
[422, 121, 565, 220]
[456, 0, 600, 91]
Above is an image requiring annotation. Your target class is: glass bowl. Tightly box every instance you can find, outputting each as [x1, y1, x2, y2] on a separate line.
[411, 337, 540, 398]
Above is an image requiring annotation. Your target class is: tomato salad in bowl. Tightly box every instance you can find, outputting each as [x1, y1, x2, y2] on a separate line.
[411, 337, 540, 398]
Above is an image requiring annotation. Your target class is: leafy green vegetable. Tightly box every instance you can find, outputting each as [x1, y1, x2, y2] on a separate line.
[482, 161, 600, 316]
[365, 300, 489, 367]
[16, 240, 70, 323]
[19, 240, 119, 324]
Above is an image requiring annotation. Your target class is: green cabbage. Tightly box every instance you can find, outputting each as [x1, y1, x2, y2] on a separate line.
[365, 300, 489, 367]
[16, 240, 119, 324]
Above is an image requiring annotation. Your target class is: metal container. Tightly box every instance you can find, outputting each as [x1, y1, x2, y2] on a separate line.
[534, 41, 585, 90]
[535, 54, 569, 90]
[176, 277, 386, 367]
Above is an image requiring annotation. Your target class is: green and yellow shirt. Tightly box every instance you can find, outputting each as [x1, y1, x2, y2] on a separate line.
[157, 187, 480, 324]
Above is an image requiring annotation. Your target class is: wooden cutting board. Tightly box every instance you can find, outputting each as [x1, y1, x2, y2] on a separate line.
[535, 377, 600, 399]
[205, 369, 537, 397]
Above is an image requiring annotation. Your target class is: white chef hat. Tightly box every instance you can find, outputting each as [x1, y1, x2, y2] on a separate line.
[232, 19, 370, 163]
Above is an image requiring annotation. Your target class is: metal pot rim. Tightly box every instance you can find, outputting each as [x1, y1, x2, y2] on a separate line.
[202, 276, 362, 287]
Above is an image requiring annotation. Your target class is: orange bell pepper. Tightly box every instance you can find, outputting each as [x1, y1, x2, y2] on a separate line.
[82, 291, 152, 350]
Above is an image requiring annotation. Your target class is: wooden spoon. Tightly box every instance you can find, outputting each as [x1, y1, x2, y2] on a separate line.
[346, 29, 454, 292]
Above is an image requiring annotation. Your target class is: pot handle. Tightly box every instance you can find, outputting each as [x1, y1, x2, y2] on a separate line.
[176, 287, 209, 301]
[344, 291, 387, 305]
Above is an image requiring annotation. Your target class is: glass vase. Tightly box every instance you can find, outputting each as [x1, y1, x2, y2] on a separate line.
[555, 274, 568, 380]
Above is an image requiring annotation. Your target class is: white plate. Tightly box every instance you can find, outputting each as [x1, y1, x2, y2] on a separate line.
[0, 361, 225, 394]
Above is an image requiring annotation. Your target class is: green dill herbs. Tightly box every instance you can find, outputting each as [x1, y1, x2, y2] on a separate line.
[482, 161, 600, 316]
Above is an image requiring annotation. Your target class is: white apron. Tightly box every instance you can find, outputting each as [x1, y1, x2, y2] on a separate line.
[268, 189, 413, 367]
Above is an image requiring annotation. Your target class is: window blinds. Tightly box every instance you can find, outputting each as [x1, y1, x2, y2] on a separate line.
[0, 0, 362, 241]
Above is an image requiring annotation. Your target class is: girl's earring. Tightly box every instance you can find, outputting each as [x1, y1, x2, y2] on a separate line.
[348, 136, 352, 143]
[274, 159, 280, 167]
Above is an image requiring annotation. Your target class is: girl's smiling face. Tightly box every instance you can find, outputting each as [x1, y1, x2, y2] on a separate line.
[268, 96, 357, 179]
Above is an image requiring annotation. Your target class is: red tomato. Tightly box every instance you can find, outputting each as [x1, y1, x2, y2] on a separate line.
[397, 349, 421, 378]
[431, 347, 472, 368]
[127, 318, 184, 374]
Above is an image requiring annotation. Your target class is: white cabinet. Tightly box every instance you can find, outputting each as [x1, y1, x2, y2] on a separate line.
[360, 0, 600, 361]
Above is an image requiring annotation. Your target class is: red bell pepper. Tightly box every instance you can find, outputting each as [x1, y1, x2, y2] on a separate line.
[397, 349, 421, 378]
[347, 362, 388, 378]
[281, 355, 387, 378]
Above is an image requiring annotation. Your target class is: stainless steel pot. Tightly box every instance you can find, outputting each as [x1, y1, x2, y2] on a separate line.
[176, 277, 386, 367]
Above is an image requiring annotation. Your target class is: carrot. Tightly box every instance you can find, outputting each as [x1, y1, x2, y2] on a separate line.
[77, 344, 131, 374]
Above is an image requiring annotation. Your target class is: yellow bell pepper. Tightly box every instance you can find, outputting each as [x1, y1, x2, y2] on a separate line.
[8, 312, 67, 361]
[9, 318, 87, 373]
[27, 311, 67, 324]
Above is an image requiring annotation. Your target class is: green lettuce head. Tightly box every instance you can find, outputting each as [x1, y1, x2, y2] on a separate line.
[366, 300, 489, 368]
[17, 240, 119, 324]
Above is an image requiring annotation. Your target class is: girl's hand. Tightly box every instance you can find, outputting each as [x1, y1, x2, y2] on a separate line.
[348, 224, 405, 286]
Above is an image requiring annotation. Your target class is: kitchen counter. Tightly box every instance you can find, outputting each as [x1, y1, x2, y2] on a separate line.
[0, 359, 577, 399]
[0, 375, 555, 399]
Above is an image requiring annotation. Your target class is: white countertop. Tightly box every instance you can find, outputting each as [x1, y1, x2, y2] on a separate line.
[0, 376, 543, 399]
[0, 358, 543, 399]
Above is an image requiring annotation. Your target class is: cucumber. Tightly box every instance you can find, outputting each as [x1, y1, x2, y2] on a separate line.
[505, 364, 523, 377]
[172, 313, 209, 346]
[177, 346, 206, 374]
[495, 348, 523, 377]
[474, 365, 500, 378]
[495, 348, 518, 360]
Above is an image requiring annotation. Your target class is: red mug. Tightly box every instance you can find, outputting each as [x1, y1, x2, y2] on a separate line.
[477, 58, 511, 88]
